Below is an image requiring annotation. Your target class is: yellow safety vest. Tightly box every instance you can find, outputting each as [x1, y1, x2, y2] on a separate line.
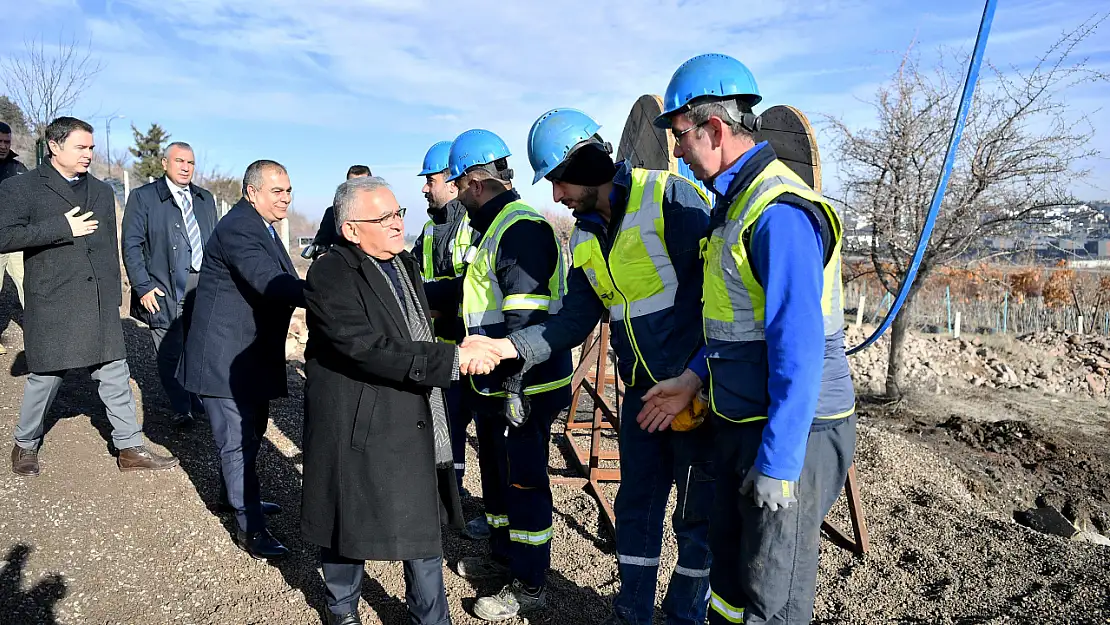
[420, 212, 473, 283]
[702, 159, 854, 423]
[461, 200, 571, 397]
[570, 168, 708, 387]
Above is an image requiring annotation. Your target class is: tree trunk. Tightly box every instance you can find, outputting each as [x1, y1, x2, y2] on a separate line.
[884, 292, 914, 399]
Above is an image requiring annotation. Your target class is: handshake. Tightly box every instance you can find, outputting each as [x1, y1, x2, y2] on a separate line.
[456, 335, 519, 376]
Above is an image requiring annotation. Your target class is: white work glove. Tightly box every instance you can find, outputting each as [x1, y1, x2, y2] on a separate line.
[740, 466, 797, 512]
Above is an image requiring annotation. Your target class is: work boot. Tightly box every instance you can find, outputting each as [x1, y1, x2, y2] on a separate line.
[463, 515, 491, 540]
[599, 612, 633, 625]
[117, 445, 179, 472]
[473, 579, 546, 621]
[456, 555, 510, 581]
[11, 445, 40, 477]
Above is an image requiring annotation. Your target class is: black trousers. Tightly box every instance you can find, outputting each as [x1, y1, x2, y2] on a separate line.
[149, 271, 201, 416]
[321, 547, 451, 625]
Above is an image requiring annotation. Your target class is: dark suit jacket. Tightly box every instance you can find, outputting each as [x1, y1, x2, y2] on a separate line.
[178, 198, 305, 401]
[301, 243, 462, 560]
[0, 162, 126, 372]
[121, 177, 217, 328]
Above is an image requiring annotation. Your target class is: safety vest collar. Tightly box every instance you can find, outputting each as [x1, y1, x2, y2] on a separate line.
[709, 142, 778, 231]
[467, 188, 521, 238]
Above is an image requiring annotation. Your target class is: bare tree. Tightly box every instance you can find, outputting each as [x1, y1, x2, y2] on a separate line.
[1, 35, 103, 136]
[827, 15, 1109, 398]
[193, 166, 243, 209]
[541, 208, 576, 253]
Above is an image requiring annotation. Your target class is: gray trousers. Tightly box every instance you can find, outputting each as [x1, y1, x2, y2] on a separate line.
[149, 272, 199, 416]
[707, 415, 856, 625]
[13, 359, 144, 452]
[321, 547, 451, 625]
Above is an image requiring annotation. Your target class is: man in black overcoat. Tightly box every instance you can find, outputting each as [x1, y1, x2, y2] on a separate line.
[301, 175, 500, 625]
[0, 116, 178, 476]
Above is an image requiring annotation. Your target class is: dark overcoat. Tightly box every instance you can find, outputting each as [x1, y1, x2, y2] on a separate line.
[300, 243, 463, 561]
[120, 177, 217, 328]
[0, 162, 126, 373]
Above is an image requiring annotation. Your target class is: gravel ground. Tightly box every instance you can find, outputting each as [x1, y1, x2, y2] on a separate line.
[1, 285, 1108, 624]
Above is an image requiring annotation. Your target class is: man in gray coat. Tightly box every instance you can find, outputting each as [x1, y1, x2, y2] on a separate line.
[0, 116, 178, 476]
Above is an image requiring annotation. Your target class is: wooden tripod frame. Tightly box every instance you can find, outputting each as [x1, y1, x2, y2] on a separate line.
[551, 322, 871, 555]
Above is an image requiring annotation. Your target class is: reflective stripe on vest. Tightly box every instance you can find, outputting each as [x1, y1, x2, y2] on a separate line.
[703, 160, 844, 343]
[570, 168, 708, 385]
[461, 200, 569, 396]
[420, 213, 474, 283]
[420, 220, 436, 282]
[703, 159, 852, 422]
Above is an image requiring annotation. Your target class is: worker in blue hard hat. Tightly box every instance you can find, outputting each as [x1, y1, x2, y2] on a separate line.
[426, 128, 573, 621]
[463, 107, 715, 625]
[637, 53, 858, 625]
[411, 140, 482, 525]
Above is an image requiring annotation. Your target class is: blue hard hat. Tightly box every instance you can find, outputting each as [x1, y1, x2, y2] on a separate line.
[526, 108, 602, 184]
[419, 141, 453, 176]
[654, 53, 762, 128]
[447, 129, 512, 181]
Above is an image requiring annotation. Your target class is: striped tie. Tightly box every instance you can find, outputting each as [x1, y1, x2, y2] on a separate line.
[180, 191, 204, 270]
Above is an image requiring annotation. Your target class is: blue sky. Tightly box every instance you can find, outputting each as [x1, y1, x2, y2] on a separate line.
[4, 0, 1109, 234]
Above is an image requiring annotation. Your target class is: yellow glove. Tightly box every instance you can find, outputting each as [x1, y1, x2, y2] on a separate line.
[670, 390, 708, 432]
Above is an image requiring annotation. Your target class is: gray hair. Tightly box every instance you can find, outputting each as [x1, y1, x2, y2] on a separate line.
[334, 175, 392, 230]
[163, 141, 193, 158]
[686, 98, 753, 139]
[242, 159, 288, 196]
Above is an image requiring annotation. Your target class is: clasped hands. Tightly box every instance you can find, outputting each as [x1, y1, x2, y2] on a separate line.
[456, 335, 519, 376]
[637, 369, 798, 511]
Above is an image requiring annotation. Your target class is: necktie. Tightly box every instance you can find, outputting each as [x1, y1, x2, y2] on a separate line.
[180, 191, 204, 270]
[268, 224, 279, 241]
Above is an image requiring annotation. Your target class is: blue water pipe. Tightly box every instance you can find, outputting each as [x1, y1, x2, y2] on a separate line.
[847, 0, 998, 355]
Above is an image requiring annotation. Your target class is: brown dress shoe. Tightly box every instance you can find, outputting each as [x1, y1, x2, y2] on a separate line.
[11, 445, 40, 476]
[117, 445, 179, 472]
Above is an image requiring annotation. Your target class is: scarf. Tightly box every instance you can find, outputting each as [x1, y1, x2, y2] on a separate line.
[369, 255, 453, 467]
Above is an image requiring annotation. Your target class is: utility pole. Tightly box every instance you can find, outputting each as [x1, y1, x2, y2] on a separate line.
[105, 114, 126, 179]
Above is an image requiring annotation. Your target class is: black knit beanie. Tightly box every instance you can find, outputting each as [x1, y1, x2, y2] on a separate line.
[549, 142, 617, 186]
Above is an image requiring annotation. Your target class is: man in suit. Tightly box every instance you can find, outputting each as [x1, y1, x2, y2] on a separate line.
[306, 165, 370, 259]
[122, 141, 217, 428]
[179, 159, 305, 559]
[302, 175, 501, 625]
[0, 116, 179, 476]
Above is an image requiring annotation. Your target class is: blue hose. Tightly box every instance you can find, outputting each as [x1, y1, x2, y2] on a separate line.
[847, 0, 999, 355]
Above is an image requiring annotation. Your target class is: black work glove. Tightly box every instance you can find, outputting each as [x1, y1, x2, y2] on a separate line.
[501, 375, 530, 428]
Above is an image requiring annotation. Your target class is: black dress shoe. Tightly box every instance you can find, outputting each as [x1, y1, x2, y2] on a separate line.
[216, 500, 282, 516]
[326, 611, 362, 625]
[170, 413, 194, 429]
[234, 529, 289, 560]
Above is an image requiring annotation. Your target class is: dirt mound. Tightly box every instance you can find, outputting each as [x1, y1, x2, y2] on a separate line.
[893, 404, 1110, 536]
[847, 325, 1110, 401]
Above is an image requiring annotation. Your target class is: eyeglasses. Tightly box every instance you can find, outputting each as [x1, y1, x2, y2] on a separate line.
[348, 207, 407, 226]
[672, 120, 708, 142]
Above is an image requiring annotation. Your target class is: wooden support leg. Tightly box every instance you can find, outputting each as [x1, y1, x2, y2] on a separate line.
[820, 463, 870, 555]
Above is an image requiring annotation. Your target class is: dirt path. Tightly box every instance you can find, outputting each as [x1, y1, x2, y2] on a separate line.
[1, 289, 1109, 624]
